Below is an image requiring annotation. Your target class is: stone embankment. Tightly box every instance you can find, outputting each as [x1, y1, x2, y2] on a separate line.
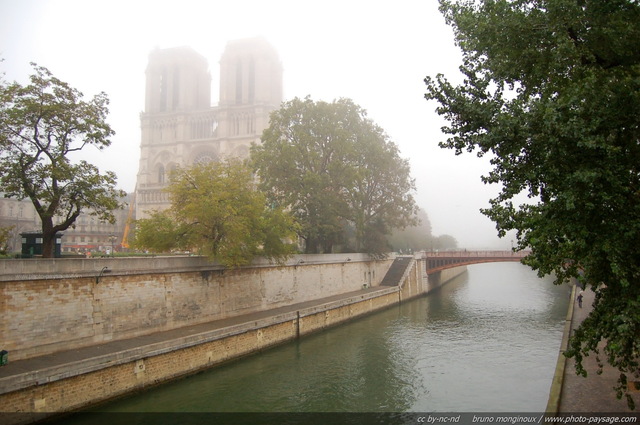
[0, 254, 464, 424]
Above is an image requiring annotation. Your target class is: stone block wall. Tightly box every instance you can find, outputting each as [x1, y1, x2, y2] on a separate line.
[0, 319, 301, 423]
[0, 287, 403, 424]
[426, 265, 467, 291]
[0, 254, 393, 361]
[0, 256, 435, 424]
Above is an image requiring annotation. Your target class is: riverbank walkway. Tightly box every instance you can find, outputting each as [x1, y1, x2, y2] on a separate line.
[0, 285, 390, 399]
[556, 286, 640, 414]
[3, 275, 639, 419]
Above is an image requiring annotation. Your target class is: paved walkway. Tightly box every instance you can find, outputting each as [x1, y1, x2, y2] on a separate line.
[0, 285, 390, 395]
[2, 279, 639, 417]
[558, 286, 640, 413]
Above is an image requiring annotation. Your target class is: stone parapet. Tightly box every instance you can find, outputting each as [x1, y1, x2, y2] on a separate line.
[0, 253, 375, 282]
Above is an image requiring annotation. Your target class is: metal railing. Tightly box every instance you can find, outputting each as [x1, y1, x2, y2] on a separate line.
[423, 250, 529, 258]
[421, 250, 529, 273]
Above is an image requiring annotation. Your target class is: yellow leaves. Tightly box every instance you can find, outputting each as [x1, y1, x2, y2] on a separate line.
[136, 159, 297, 268]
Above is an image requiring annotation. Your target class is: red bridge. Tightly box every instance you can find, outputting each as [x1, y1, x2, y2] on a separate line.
[422, 250, 529, 274]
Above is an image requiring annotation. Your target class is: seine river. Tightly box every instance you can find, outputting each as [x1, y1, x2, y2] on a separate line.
[63, 262, 569, 422]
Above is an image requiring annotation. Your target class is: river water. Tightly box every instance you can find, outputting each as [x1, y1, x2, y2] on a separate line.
[82, 262, 570, 415]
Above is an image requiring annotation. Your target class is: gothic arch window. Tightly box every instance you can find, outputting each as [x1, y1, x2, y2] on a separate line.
[246, 113, 255, 134]
[194, 152, 217, 165]
[248, 57, 255, 102]
[157, 165, 165, 184]
[172, 66, 180, 109]
[189, 117, 218, 139]
[160, 67, 168, 112]
[236, 58, 243, 104]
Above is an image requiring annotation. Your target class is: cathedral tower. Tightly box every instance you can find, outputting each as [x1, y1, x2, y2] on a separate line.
[134, 38, 283, 220]
[219, 37, 283, 107]
[144, 47, 211, 114]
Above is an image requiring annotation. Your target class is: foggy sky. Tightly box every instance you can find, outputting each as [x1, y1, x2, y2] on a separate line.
[0, 0, 514, 249]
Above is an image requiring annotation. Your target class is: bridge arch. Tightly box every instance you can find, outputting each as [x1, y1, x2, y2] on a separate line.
[423, 250, 529, 274]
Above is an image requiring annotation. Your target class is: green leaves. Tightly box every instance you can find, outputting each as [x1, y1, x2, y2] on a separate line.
[133, 160, 297, 268]
[0, 224, 13, 255]
[132, 210, 188, 254]
[251, 96, 417, 255]
[0, 63, 124, 257]
[426, 0, 640, 408]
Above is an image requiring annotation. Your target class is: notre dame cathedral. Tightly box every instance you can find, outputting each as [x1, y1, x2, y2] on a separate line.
[0, 37, 283, 254]
[134, 37, 283, 220]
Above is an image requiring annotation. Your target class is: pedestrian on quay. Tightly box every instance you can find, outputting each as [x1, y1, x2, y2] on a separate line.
[577, 291, 584, 308]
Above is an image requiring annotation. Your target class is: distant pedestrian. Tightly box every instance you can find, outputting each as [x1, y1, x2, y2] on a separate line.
[577, 291, 583, 308]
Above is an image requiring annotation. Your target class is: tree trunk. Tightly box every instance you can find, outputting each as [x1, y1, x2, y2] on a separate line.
[304, 235, 319, 254]
[354, 214, 365, 253]
[41, 218, 56, 258]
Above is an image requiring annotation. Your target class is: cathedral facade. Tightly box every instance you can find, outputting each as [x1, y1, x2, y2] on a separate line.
[134, 37, 283, 219]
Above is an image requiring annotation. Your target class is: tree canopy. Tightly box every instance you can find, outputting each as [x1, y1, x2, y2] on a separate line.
[425, 0, 640, 408]
[251, 96, 418, 255]
[387, 208, 458, 253]
[132, 159, 298, 268]
[0, 225, 13, 256]
[0, 63, 125, 257]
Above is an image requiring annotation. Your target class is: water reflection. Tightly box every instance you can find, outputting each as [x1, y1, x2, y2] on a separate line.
[82, 262, 568, 413]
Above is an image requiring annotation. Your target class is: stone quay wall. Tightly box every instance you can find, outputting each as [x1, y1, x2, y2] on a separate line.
[426, 265, 468, 290]
[0, 254, 392, 361]
[0, 255, 462, 423]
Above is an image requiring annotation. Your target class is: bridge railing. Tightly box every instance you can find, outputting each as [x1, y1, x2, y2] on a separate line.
[421, 250, 529, 259]
[420, 250, 530, 274]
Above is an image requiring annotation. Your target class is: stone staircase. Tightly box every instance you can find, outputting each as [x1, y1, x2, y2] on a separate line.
[380, 256, 413, 286]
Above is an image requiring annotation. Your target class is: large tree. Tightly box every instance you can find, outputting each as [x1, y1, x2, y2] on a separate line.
[342, 115, 418, 253]
[133, 159, 298, 268]
[251, 96, 418, 255]
[425, 0, 640, 408]
[0, 64, 124, 257]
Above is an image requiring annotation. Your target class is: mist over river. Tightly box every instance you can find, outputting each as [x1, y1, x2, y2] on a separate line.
[80, 262, 569, 414]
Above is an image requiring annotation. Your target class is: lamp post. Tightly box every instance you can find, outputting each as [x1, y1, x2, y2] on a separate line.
[109, 234, 116, 256]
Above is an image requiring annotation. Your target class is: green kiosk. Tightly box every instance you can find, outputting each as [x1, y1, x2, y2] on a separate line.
[20, 232, 63, 258]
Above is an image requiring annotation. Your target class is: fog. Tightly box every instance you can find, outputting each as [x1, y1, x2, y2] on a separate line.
[0, 0, 514, 249]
